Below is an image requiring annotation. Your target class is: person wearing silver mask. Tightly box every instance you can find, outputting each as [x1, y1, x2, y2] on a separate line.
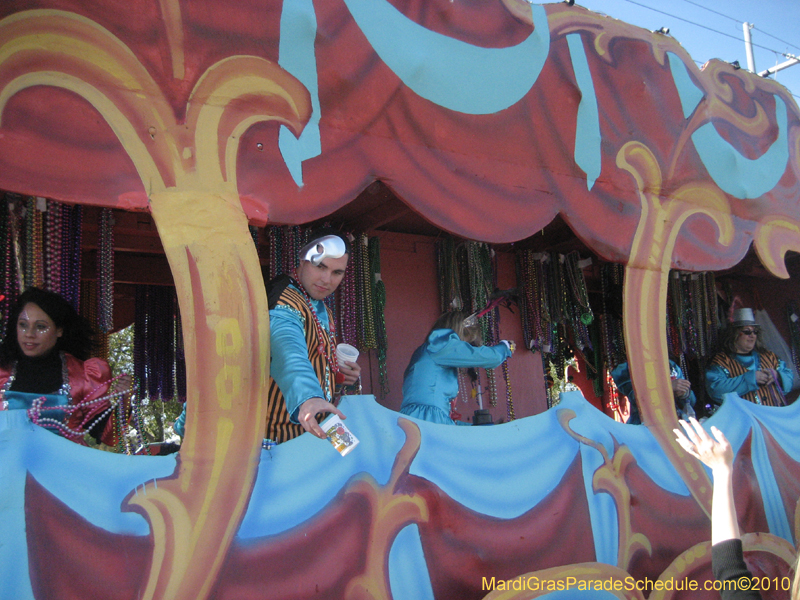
[263, 228, 361, 445]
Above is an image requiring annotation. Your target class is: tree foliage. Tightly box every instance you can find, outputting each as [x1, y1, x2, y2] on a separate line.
[101, 324, 183, 452]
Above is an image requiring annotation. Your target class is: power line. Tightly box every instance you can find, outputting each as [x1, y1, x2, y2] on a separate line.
[674, 0, 800, 54]
[675, 0, 739, 25]
[755, 27, 800, 54]
[618, 0, 797, 59]
[676, 0, 800, 53]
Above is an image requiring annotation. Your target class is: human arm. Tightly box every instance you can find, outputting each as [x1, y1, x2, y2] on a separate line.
[705, 363, 759, 403]
[671, 378, 692, 401]
[610, 362, 634, 398]
[269, 305, 343, 438]
[174, 405, 186, 438]
[296, 396, 345, 438]
[64, 356, 132, 446]
[673, 419, 762, 599]
[773, 357, 793, 393]
[674, 418, 738, 544]
[426, 330, 512, 369]
[669, 362, 696, 416]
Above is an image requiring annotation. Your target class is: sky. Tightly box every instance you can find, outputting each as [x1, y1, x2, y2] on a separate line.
[574, 0, 800, 102]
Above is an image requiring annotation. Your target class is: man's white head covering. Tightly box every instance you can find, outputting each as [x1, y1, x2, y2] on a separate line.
[299, 231, 349, 266]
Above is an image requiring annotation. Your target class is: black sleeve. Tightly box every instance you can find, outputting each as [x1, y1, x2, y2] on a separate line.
[712, 539, 763, 600]
[266, 274, 293, 309]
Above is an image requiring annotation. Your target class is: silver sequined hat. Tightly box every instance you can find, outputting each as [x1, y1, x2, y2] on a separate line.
[731, 308, 757, 328]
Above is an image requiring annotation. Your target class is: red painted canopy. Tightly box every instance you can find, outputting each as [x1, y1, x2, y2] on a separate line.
[0, 0, 798, 271]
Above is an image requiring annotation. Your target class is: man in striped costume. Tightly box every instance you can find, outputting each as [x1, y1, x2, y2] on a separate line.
[264, 229, 361, 445]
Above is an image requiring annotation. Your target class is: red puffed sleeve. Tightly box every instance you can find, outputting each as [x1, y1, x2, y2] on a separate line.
[65, 355, 126, 446]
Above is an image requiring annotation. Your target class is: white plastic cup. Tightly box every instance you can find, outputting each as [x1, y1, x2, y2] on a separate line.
[336, 343, 359, 368]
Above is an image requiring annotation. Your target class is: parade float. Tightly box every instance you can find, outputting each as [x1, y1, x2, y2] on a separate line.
[1, 0, 800, 598]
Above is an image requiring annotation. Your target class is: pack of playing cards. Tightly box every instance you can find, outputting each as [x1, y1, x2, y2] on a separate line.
[321, 414, 359, 456]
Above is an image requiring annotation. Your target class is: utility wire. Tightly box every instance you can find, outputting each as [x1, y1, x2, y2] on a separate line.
[755, 29, 800, 54]
[675, 0, 739, 25]
[677, 0, 800, 52]
[618, 0, 797, 59]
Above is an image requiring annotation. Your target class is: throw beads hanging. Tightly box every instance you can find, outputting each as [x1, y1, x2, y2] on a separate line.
[369, 236, 390, 398]
[81, 280, 108, 359]
[336, 237, 359, 346]
[25, 197, 45, 289]
[788, 301, 800, 376]
[97, 208, 115, 333]
[61, 203, 83, 309]
[352, 233, 377, 349]
[1, 194, 18, 324]
[134, 285, 185, 402]
[666, 270, 717, 363]
[44, 200, 62, 294]
[598, 262, 625, 369]
[437, 236, 464, 311]
[564, 252, 593, 351]
[26, 376, 130, 444]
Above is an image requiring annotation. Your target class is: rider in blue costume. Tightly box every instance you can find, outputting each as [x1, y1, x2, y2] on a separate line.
[611, 359, 696, 424]
[400, 310, 514, 425]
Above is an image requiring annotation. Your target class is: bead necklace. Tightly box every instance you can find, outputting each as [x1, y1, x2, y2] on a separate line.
[369, 236, 390, 398]
[288, 226, 302, 274]
[549, 252, 565, 325]
[339, 242, 358, 346]
[353, 235, 367, 348]
[667, 272, 682, 357]
[22, 197, 32, 288]
[126, 380, 150, 454]
[268, 226, 280, 278]
[62, 204, 83, 309]
[45, 200, 62, 294]
[360, 234, 377, 349]
[565, 252, 592, 313]
[564, 252, 593, 350]
[23, 197, 39, 288]
[789, 301, 800, 376]
[437, 237, 464, 312]
[2, 352, 132, 443]
[502, 360, 515, 421]
[292, 272, 341, 381]
[175, 305, 187, 402]
[516, 251, 532, 349]
[34, 199, 45, 288]
[456, 243, 471, 311]
[28, 381, 128, 441]
[7, 196, 25, 300]
[97, 208, 115, 333]
[1, 193, 17, 325]
[134, 286, 183, 401]
[457, 367, 470, 404]
[60, 204, 72, 302]
[599, 264, 618, 371]
[468, 242, 499, 404]
[535, 254, 552, 352]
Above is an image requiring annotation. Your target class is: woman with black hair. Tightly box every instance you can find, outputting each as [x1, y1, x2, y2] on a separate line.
[0, 287, 130, 446]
